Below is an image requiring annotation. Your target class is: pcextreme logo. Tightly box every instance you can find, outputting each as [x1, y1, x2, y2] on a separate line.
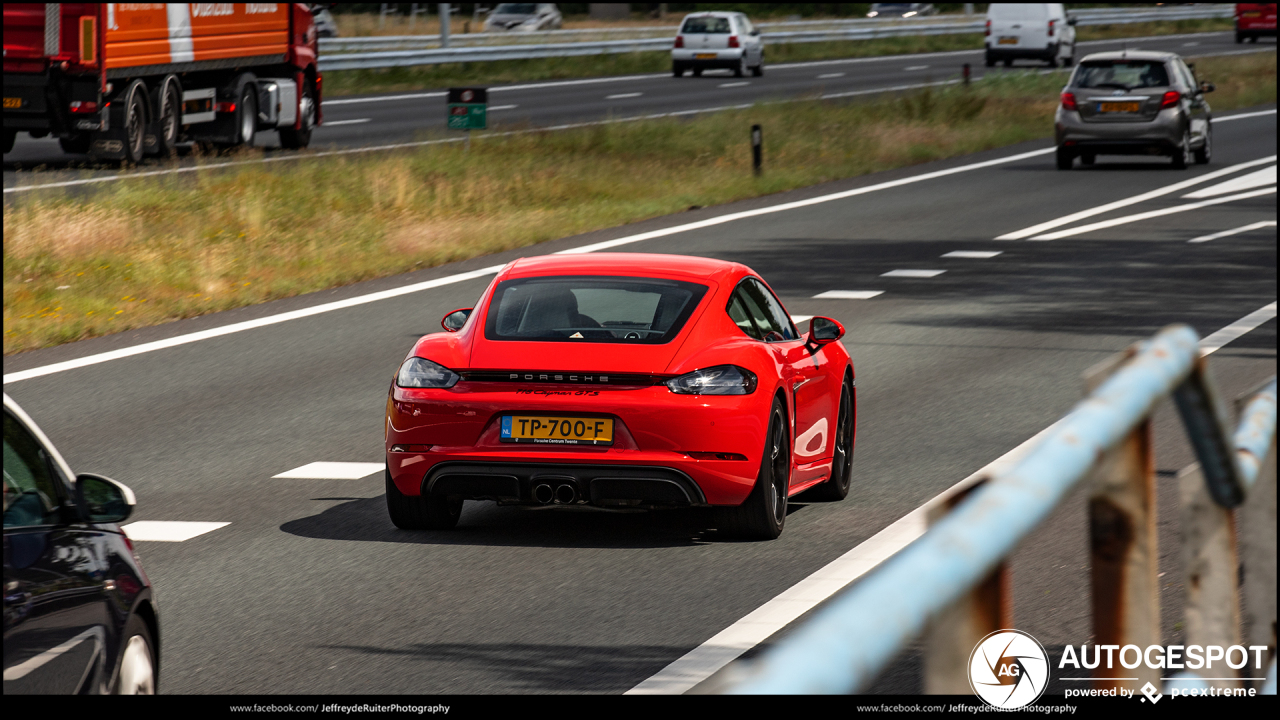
[969, 630, 1050, 709]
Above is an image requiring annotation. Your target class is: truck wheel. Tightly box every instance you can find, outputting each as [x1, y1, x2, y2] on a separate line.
[235, 83, 257, 148]
[278, 79, 315, 150]
[59, 133, 92, 154]
[3, 130, 14, 154]
[153, 78, 181, 158]
[122, 81, 149, 164]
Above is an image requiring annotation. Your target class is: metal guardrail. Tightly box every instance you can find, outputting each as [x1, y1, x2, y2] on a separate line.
[317, 5, 1235, 70]
[715, 323, 1276, 695]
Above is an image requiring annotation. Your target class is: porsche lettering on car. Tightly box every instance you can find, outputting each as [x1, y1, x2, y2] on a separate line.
[384, 254, 856, 539]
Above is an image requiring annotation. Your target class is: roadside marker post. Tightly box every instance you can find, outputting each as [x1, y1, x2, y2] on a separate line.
[751, 124, 762, 176]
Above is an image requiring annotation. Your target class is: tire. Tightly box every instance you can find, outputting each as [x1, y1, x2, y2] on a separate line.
[235, 82, 257, 148]
[1004, 58, 1013, 68]
[1056, 145, 1074, 170]
[673, 61, 684, 77]
[1047, 46, 1059, 68]
[2, 129, 14, 154]
[808, 380, 854, 502]
[1235, 32, 1243, 44]
[122, 80, 149, 164]
[1081, 152, 1095, 166]
[1194, 125, 1211, 165]
[112, 613, 156, 694]
[153, 78, 181, 158]
[1171, 132, 1190, 170]
[985, 51, 995, 68]
[1250, 35, 1258, 44]
[693, 67, 703, 77]
[279, 78, 316, 150]
[385, 468, 462, 530]
[715, 398, 789, 540]
[59, 132, 92, 154]
[751, 60, 764, 77]
[734, 55, 747, 78]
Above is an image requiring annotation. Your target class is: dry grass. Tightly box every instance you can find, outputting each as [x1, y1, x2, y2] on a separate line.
[4, 52, 1274, 354]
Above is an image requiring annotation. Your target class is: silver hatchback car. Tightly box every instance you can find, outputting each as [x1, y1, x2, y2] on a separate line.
[1055, 50, 1214, 170]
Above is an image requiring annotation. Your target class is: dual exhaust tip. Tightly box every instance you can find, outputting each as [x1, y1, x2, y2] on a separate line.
[533, 482, 578, 505]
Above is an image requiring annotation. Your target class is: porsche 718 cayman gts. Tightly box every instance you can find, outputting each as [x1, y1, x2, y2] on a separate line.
[385, 254, 855, 539]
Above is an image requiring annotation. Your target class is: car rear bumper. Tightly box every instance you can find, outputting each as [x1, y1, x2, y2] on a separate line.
[1055, 108, 1186, 153]
[418, 460, 708, 507]
[672, 49, 746, 68]
[984, 43, 1055, 60]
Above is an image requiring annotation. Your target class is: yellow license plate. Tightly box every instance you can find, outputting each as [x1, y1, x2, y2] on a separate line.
[3, 97, 22, 109]
[998, 37, 1018, 45]
[501, 416, 614, 446]
[695, 53, 717, 59]
[1099, 102, 1140, 113]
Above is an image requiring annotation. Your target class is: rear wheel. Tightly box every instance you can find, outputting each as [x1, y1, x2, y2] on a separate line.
[1235, 32, 1244, 44]
[1080, 152, 1096, 166]
[153, 78, 181, 158]
[1171, 131, 1190, 169]
[751, 59, 764, 77]
[1194, 125, 1212, 165]
[673, 61, 684, 77]
[2, 129, 14, 154]
[386, 468, 462, 530]
[1056, 146, 1074, 170]
[734, 55, 747, 78]
[1003, 58, 1013, 68]
[693, 67, 703, 77]
[122, 81, 149, 164]
[809, 381, 854, 502]
[279, 78, 316, 150]
[984, 51, 995, 68]
[715, 398, 789, 540]
[59, 132, 92, 154]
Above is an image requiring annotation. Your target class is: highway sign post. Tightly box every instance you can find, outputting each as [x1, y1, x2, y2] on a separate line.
[447, 87, 487, 151]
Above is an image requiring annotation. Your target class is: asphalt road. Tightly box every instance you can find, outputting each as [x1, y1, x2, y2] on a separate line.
[3, 30, 1271, 190]
[4, 103, 1275, 694]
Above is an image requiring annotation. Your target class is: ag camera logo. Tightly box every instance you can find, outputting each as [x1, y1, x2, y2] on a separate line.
[969, 630, 1050, 709]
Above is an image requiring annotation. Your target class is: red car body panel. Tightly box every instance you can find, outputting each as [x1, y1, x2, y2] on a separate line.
[385, 253, 855, 508]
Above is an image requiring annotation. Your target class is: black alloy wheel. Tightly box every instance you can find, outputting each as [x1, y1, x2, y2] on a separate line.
[386, 468, 463, 530]
[715, 398, 789, 540]
[809, 380, 854, 501]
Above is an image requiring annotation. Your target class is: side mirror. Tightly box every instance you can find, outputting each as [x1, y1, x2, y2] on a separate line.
[75, 473, 135, 524]
[750, 29, 760, 36]
[441, 308, 473, 332]
[808, 316, 845, 346]
[1066, 16, 1078, 26]
[1200, 81, 1215, 94]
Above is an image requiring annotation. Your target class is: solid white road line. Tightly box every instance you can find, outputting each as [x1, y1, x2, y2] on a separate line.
[272, 462, 384, 479]
[1183, 165, 1276, 198]
[1028, 187, 1277, 240]
[881, 269, 946, 278]
[629, 303, 1276, 695]
[120, 521, 231, 542]
[1187, 220, 1277, 244]
[5, 145, 1054, 383]
[942, 250, 1003, 259]
[1200, 301, 1278, 356]
[813, 291, 885, 300]
[606, 92, 643, 100]
[319, 118, 372, 127]
[995, 154, 1278, 240]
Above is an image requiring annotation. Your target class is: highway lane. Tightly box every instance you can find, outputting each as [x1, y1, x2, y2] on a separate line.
[3, 109, 1275, 694]
[4, 31, 1267, 190]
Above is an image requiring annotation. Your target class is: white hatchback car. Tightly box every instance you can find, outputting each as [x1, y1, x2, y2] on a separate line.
[672, 11, 764, 78]
[985, 3, 1077, 68]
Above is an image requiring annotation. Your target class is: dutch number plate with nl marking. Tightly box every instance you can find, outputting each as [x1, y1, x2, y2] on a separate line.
[1099, 102, 1140, 113]
[501, 416, 613, 445]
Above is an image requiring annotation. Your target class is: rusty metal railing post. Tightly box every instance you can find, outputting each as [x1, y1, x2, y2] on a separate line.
[1085, 353, 1161, 692]
[922, 479, 1012, 694]
[1179, 460, 1242, 688]
[1240, 385, 1278, 674]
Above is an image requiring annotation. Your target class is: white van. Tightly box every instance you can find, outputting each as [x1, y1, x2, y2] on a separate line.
[985, 4, 1076, 68]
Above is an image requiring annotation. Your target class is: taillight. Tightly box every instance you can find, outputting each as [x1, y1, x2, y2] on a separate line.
[215, 101, 237, 113]
[1048, 19, 1056, 37]
[69, 100, 98, 113]
[1160, 90, 1181, 109]
[728, 35, 739, 48]
[1060, 92, 1077, 111]
[674, 35, 683, 48]
[985, 19, 991, 36]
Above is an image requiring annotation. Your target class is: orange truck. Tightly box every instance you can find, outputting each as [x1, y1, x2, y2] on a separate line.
[3, 3, 322, 161]
[1236, 3, 1278, 43]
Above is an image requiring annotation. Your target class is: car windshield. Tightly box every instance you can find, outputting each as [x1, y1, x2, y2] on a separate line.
[682, 16, 732, 34]
[484, 276, 709, 344]
[494, 3, 536, 15]
[1074, 61, 1171, 90]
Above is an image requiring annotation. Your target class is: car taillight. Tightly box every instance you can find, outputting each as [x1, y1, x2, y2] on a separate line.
[1048, 19, 1056, 37]
[985, 19, 991, 36]
[1060, 92, 1077, 111]
[674, 35, 683, 48]
[215, 101, 237, 113]
[728, 35, 739, 48]
[69, 100, 98, 113]
[1160, 90, 1181, 109]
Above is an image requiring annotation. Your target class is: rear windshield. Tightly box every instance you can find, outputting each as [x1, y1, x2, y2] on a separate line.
[1074, 61, 1171, 90]
[494, 3, 536, 14]
[988, 3, 1048, 20]
[682, 16, 732, 34]
[484, 276, 709, 344]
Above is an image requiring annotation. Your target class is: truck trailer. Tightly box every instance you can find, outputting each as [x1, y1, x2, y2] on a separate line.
[3, 3, 323, 162]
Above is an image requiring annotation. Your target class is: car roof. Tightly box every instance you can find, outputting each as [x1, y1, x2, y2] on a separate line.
[503, 253, 745, 283]
[1079, 50, 1179, 63]
[683, 11, 741, 19]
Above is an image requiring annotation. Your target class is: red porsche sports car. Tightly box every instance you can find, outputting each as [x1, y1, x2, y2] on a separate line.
[384, 253, 855, 539]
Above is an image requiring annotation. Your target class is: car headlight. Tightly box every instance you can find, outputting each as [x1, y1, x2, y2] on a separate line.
[666, 365, 757, 395]
[396, 357, 460, 388]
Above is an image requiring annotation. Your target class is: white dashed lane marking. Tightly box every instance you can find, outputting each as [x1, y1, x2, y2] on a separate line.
[320, 118, 372, 127]
[881, 269, 946, 278]
[489, 104, 518, 111]
[606, 92, 643, 100]
[719, 82, 750, 88]
[817, 73, 845, 79]
[813, 291, 884, 300]
[273, 462, 384, 480]
[904, 65, 929, 71]
[121, 521, 230, 542]
[942, 251, 1003, 259]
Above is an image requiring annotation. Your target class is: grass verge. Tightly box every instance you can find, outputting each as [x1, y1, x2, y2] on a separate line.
[3, 51, 1274, 355]
[322, 18, 1234, 97]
